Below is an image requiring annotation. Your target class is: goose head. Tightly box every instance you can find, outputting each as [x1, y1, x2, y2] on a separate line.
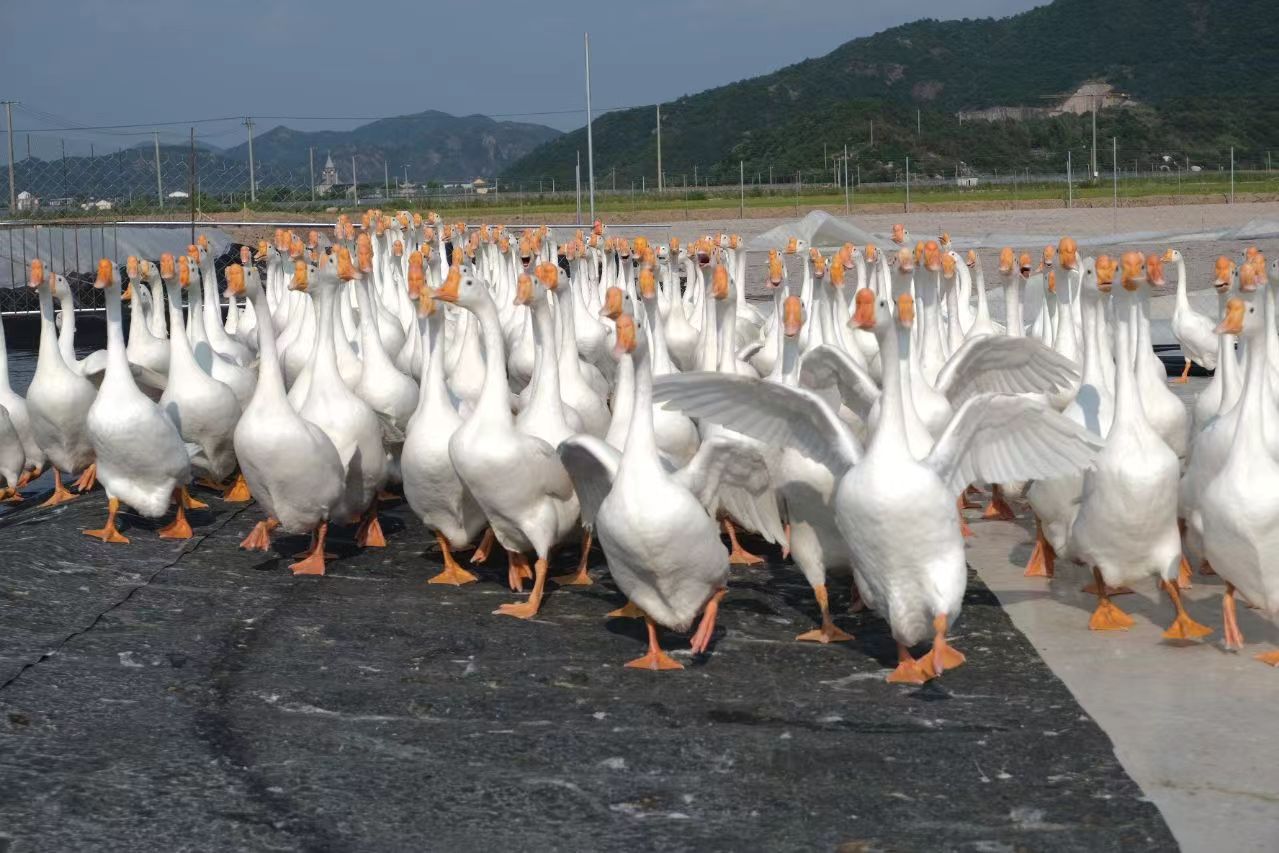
[829, 256, 847, 291]
[512, 272, 539, 308]
[92, 258, 119, 292]
[922, 241, 942, 273]
[1161, 247, 1182, 266]
[223, 264, 246, 301]
[851, 287, 899, 335]
[811, 252, 827, 283]
[241, 261, 264, 300]
[892, 247, 915, 276]
[26, 259, 46, 291]
[941, 251, 958, 283]
[767, 251, 785, 289]
[121, 256, 142, 301]
[710, 264, 731, 301]
[1094, 255, 1116, 294]
[890, 223, 907, 245]
[432, 266, 491, 312]
[1018, 252, 1033, 280]
[1119, 251, 1144, 291]
[1213, 256, 1235, 295]
[782, 295, 804, 337]
[965, 249, 979, 271]
[600, 286, 625, 320]
[613, 312, 637, 357]
[1215, 296, 1250, 337]
[1040, 244, 1056, 273]
[1059, 238, 1079, 270]
[1144, 253, 1167, 288]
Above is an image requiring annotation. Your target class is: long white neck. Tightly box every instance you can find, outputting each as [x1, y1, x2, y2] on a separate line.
[1005, 275, 1024, 336]
[1174, 258, 1191, 314]
[621, 341, 660, 472]
[869, 318, 907, 456]
[472, 293, 514, 424]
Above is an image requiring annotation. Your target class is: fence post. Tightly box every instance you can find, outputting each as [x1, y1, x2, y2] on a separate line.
[844, 145, 850, 214]
[243, 117, 256, 204]
[1112, 137, 1118, 228]
[905, 156, 910, 213]
[739, 160, 744, 219]
[154, 131, 164, 209]
[1066, 150, 1072, 209]
[1230, 146, 1235, 203]
[309, 148, 315, 202]
[352, 155, 358, 205]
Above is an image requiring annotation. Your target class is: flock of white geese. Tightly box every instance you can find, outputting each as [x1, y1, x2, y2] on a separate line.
[1, 212, 1275, 682]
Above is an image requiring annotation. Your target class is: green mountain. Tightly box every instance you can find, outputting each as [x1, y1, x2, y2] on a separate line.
[502, 0, 1279, 185]
[223, 110, 561, 184]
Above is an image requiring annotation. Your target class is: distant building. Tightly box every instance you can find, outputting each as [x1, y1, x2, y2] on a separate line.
[16, 190, 38, 212]
[317, 152, 341, 196]
[168, 190, 190, 199]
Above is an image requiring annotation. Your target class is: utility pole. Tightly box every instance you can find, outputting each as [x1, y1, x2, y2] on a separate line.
[583, 32, 596, 221]
[384, 160, 389, 198]
[1091, 95, 1098, 178]
[1111, 137, 1118, 228]
[1066, 150, 1072, 209]
[844, 145, 851, 213]
[575, 150, 582, 226]
[1230, 146, 1235, 204]
[352, 155, 358, 205]
[3, 101, 16, 212]
[905, 155, 911, 212]
[154, 131, 164, 208]
[739, 160, 745, 219]
[917, 108, 921, 136]
[189, 127, 196, 245]
[656, 104, 663, 192]
[869, 120, 874, 148]
[243, 117, 256, 203]
[309, 147, 315, 201]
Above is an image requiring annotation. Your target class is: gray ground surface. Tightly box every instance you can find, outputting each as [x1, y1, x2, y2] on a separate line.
[0, 486, 1174, 852]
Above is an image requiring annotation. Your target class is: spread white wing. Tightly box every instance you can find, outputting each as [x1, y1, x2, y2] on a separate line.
[652, 372, 861, 478]
[674, 432, 785, 544]
[934, 336, 1081, 407]
[924, 393, 1103, 497]
[798, 344, 881, 421]
[557, 434, 618, 526]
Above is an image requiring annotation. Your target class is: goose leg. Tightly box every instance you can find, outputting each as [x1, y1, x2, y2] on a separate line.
[1222, 583, 1245, 651]
[960, 485, 984, 510]
[506, 550, 529, 592]
[957, 497, 974, 538]
[1088, 567, 1135, 630]
[74, 463, 97, 493]
[1255, 649, 1279, 666]
[0, 487, 21, 504]
[690, 588, 727, 655]
[494, 556, 548, 619]
[1024, 518, 1056, 577]
[981, 484, 1016, 521]
[625, 616, 683, 671]
[179, 486, 208, 511]
[795, 584, 854, 643]
[470, 528, 495, 564]
[607, 600, 645, 619]
[158, 489, 195, 540]
[1175, 555, 1194, 589]
[355, 505, 387, 548]
[84, 497, 130, 544]
[427, 531, 479, 586]
[239, 517, 279, 551]
[552, 529, 594, 586]
[781, 523, 791, 560]
[721, 517, 764, 566]
[16, 465, 41, 489]
[886, 642, 929, 685]
[222, 471, 252, 503]
[920, 613, 967, 678]
[1171, 358, 1192, 384]
[289, 523, 329, 576]
[40, 469, 79, 507]
[1161, 579, 1213, 641]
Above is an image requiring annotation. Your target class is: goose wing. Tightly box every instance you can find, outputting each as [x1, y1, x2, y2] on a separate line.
[653, 372, 860, 477]
[799, 344, 881, 421]
[934, 335, 1080, 406]
[673, 431, 784, 545]
[924, 393, 1102, 497]
[557, 434, 618, 526]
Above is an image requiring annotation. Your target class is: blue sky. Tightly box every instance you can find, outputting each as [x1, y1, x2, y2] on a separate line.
[0, 0, 1042, 156]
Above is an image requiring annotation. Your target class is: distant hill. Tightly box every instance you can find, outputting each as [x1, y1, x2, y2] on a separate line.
[222, 110, 561, 185]
[503, 0, 1279, 184]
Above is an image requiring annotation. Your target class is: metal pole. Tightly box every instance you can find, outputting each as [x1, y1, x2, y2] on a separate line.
[1230, 146, 1235, 203]
[243, 117, 256, 203]
[154, 131, 164, 209]
[1112, 137, 1118, 228]
[739, 160, 745, 219]
[583, 32, 596, 221]
[189, 128, 196, 245]
[352, 155, 358, 205]
[844, 145, 850, 213]
[1066, 150, 1072, 208]
[575, 151, 582, 226]
[905, 155, 910, 212]
[1091, 96, 1098, 177]
[309, 147, 315, 202]
[656, 104, 663, 192]
[384, 160, 390, 199]
[3, 101, 16, 212]
[917, 108, 921, 136]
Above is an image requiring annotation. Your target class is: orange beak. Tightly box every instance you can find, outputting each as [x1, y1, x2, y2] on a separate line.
[95, 258, 113, 289]
[535, 261, 558, 289]
[434, 267, 461, 302]
[613, 313, 636, 356]
[639, 267, 657, 299]
[896, 248, 914, 274]
[711, 265, 729, 300]
[998, 247, 1015, 274]
[514, 273, 534, 306]
[1095, 255, 1115, 291]
[897, 294, 916, 326]
[600, 286, 624, 319]
[1216, 297, 1245, 334]
[891, 223, 905, 244]
[782, 295, 803, 336]
[852, 288, 876, 329]
[1120, 251, 1143, 291]
[289, 260, 309, 292]
[28, 259, 45, 287]
[224, 264, 245, 297]
[160, 253, 175, 280]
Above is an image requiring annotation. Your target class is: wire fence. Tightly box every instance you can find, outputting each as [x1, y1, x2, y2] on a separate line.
[4, 126, 1279, 224]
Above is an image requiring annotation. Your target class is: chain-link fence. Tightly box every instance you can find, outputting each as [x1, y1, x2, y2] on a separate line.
[4, 121, 1279, 223]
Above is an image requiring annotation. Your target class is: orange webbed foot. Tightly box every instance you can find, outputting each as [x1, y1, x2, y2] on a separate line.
[470, 528, 496, 564]
[795, 622, 855, 644]
[239, 518, 278, 551]
[355, 510, 387, 548]
[1163, 612, 1213, 642]
[886, 657, 931, 685]
[222, 473, 252, 503]
[1089, 598, 1135, 631]
[607, 601, 644, 619]
[624, 648, 684, 671]
[74, 464, 97, 494]
[1254, 650, 1279, 667]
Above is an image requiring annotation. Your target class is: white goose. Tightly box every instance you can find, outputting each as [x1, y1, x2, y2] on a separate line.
[0, 404, 23, 501]
[402, 285, 489, 586]
[436, 267, 579, 619]
[1165, 247, 1218, 384]
[655, 288, 1101, 683]
[1199, 289, 1279, 665]
[1070, 253, 1211, 639]
[157, 253, 242, 491]
[24, 260, 97, 505]
[231, 257, 344, 573]
[83, 259, 194, 544]
[1191, 257, 1241, 434]
[0, 298, 44, 487]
